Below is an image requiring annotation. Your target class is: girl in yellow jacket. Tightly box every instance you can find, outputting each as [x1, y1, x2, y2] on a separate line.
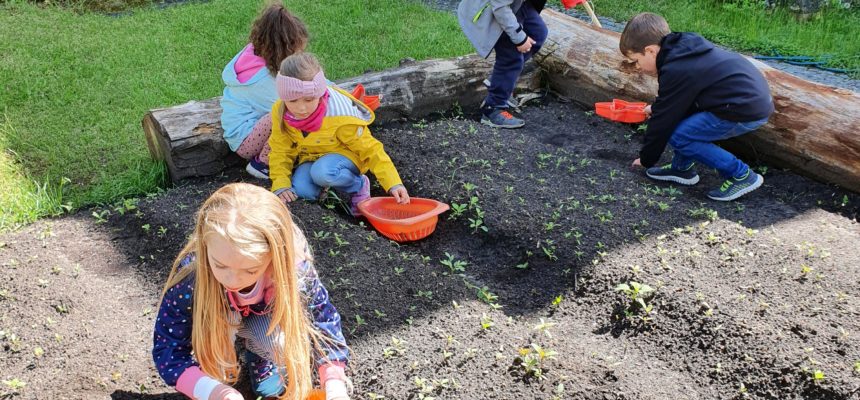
[268, 52, 410, 216]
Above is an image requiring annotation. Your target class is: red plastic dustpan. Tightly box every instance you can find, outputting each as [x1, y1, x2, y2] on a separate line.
[357, 197, 449, 242]
[594, 99, 648, 123]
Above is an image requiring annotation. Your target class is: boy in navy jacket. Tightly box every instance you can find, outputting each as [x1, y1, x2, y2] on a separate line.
[623, 13, 774, 201]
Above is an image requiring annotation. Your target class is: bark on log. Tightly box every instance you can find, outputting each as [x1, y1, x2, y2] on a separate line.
[143, 55, 541, 182]
[535, 9, 860, 193]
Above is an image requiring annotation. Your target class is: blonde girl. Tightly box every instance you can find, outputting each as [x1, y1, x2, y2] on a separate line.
[268, 52, 410, 216]
[152, 183, 350, 400]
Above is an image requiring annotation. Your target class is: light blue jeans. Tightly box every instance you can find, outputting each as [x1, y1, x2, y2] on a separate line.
[291, 154, 364, 200]
[669, 112, 768, 179]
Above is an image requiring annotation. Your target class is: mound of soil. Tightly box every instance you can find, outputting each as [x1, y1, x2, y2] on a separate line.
[1, 98, 858, 399]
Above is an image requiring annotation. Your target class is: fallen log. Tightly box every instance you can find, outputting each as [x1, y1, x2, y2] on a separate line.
[143, 55, 541, 182]
[535, 9, 860, 193]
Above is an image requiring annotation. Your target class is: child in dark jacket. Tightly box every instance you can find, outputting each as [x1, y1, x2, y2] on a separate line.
[623, 13, 774, 201]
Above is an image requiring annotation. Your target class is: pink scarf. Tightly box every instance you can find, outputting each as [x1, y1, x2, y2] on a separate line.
[283, 91, 329, 133]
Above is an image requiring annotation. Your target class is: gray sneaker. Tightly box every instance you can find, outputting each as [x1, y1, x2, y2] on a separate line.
[483, 78, 519, 109]
[481, 108, 525, 129]
[707, 171, 763, 201]
[645, 164, 700, 186]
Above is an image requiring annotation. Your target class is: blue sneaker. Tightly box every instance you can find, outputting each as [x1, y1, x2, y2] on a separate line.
[245, 350, 284, 398]
[645, 163, 700, 186]
[349, 175, 371, 217]
[245, 155, 269, 179]
[707, 171, 764, 201]
[481, 108, 525, 129]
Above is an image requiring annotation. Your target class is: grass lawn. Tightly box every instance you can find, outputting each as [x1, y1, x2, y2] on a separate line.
[589, 0, 860, 72]
[0, 0, 472, 231]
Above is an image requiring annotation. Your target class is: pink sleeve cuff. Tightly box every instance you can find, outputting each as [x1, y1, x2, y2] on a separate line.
[176, 366, 206, 398]
[318, 361, 347, 384]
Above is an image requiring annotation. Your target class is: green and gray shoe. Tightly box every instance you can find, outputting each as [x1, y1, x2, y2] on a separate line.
[707, 171, 763, 201]
[645, 163, 700, 186]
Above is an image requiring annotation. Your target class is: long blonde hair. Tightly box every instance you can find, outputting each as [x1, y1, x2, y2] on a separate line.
[161, 183, 315, 399]
[276, 52, 324, 135]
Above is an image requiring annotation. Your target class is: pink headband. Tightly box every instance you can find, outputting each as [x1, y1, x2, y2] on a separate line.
[276, 70, 328, 101]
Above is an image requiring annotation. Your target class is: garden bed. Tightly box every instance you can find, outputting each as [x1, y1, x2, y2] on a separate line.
[1, 98, 859, 399]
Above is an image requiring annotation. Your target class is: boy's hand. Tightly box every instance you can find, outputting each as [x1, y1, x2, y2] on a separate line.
[631, 158, 643, 168]
[278, 189, 298, 203]
[643, 105, 652, 115]
[517, 37, 536, 53]
[389, 186, 411, 204]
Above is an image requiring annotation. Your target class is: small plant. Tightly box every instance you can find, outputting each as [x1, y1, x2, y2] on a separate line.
[550, 294, 563, 308]
[476, 286, 498, 304]
[2, 378, 26, 391]
[515, 344, 557, 380]
[533, 318, 557, 338]
[439, 252, 468, 274]
[480, 313, 494, 330]
[448, 203, 467, 220]
[91, 209, 110, 224]
[688, 206, 718, 222]
[615, 281, 656, 324]
[382, 336, 407, 358]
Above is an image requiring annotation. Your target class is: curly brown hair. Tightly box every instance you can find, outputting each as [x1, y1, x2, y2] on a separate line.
[249, 3, 309, 76]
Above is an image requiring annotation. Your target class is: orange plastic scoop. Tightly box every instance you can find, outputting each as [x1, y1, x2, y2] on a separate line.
[594, 99, 648, 123]
[307, 389, 326, 400]
[357, 197, 449, 242]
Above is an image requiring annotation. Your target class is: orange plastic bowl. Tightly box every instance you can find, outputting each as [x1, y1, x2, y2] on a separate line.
[594, 99, 648, 123]
[357, 197, 450, 242]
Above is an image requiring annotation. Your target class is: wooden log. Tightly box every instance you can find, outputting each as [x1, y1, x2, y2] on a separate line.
[143, 55, 541, 182]
[535, 9, 860, 193]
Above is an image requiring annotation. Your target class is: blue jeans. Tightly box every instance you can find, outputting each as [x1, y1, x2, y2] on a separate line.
[669, 112, 768, 179]
[291, 153, 363, 200]
[485, 1, 548, 108]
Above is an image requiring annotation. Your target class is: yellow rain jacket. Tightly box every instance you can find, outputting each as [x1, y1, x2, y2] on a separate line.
[268, 87, 403, 193]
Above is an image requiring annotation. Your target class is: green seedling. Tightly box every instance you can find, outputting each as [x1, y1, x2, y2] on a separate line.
[615, 281, 656, 324]
[439, 252, 468, 274]
[476, 286, 498, 304]
[480, 313, 494, 330]
[551, 295, 563, 308]
[533, 318, 557, 338]
[91, 209, 110, 224]
[448, 203, 467, 220]
[516, 344, 557, 380]
[382, 336, 407, 358]
[2, 378, 26, 391]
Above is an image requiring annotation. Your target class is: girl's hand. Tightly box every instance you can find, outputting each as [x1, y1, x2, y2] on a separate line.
[516, 37, 536, 53]
[389, 186, 410, 204]
[643, 105, 652, 115]
[211, 384, 244, 400]
[278, 189, 298, 203]
[325, 379, 350, 400]
[631, 158, 642, 168]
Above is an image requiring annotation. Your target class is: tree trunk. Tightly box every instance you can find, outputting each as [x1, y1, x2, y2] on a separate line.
[535, 9, 860, 193]
[143, 55, 541, 182]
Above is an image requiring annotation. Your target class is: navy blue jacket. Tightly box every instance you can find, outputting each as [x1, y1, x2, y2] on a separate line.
[640, 32, 774, 168]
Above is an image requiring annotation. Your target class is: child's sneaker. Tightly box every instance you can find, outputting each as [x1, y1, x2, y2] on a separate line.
[645, 164, 700, 186]
[245, 155, 269, 179]
[349, 175, 371, 217]
[481, 108, 525, 129]
[483, 78, 520, 109]
[707, 171, 763, 201]
[245, 350, 284, 397]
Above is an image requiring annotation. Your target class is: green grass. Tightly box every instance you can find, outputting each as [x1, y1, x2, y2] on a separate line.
[587, 0, 860, 72]
[0, 0, 471, 231]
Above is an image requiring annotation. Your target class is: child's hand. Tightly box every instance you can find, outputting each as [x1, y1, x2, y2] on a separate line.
[643, 105, 652, 115]
[211, 384, 244, 400]
[389, 185, 410, 204]
[516, 37, 536, 54]
[631, 158, 642, 168]
[279, 189, 298, 203]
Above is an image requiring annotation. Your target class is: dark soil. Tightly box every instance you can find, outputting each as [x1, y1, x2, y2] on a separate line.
[2, 98, 859, 399]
